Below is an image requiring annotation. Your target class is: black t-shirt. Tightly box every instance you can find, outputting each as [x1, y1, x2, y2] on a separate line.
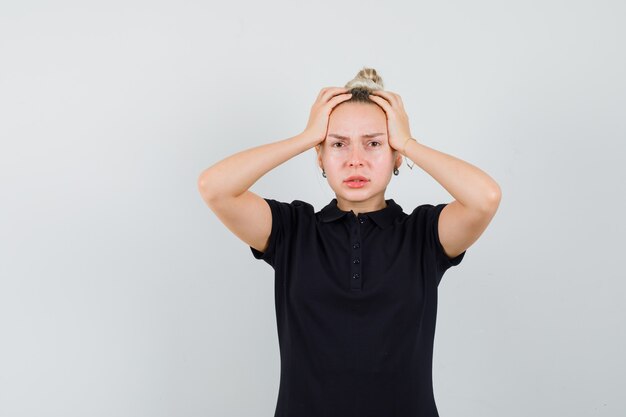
[250, 197, 466, 417]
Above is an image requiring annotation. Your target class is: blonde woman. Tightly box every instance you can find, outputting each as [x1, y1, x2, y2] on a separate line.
[198, 68, 501, 416]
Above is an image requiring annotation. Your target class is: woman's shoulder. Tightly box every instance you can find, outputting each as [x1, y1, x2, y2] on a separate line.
[263, 198, 315, 217]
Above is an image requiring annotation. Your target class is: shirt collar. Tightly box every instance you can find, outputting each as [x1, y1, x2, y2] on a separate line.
[319, 198, 403, 229]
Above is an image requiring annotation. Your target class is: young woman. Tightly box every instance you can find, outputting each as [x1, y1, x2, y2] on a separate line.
[198, 68, 501, 417]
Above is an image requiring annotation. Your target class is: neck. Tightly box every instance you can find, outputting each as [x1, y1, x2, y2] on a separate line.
[336, 195, 387, 215]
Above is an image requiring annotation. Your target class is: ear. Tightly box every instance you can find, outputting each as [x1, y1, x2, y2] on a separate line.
[315, 145, 323, 168]
[395, 151, 403, 169]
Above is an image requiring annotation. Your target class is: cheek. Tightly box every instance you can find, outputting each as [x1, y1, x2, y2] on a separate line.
[370, 153, 394, 165]
[324, 154, 344, 165]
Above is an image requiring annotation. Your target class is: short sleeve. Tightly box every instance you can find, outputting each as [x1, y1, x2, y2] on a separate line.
[415, 203, 466, 285]
[249, 198, 312, 269]
[431, 203, 466, 273]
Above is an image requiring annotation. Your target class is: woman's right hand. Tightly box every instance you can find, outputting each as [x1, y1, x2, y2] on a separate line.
[302, 87, 353, 146]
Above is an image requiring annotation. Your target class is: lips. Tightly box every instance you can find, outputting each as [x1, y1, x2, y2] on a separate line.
[344, 175, 369, 182]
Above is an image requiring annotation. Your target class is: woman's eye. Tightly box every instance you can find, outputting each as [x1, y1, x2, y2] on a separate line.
[332, 142, 381, 148]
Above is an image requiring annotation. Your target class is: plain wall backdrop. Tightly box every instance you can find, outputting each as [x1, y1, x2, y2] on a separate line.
[1, 0, 625, 416]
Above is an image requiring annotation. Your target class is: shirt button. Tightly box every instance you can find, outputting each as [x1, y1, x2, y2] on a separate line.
[353, 258, 360, 264]
[359, 217, 366, 224]
[353, 242, 360, 249]
[352, 273, 360, 280]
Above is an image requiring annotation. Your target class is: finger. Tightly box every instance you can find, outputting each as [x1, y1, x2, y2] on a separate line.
[317, 87, 337, 100]
[369, 90, 390, 103]
[368, 94, 391, 113]
[370, 90, 401, 107]
[327, 92, 353, 108]
[369, 89, 390, 97]
[322, 87, 351, 102]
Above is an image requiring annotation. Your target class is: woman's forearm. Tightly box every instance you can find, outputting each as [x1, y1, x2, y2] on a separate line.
[403, 139, 501, 211]
[198, 132, 318, 200]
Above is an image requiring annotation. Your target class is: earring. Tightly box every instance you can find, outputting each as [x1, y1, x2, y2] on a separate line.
[322, 169, 326, 178]
[393, 167, 399, 176]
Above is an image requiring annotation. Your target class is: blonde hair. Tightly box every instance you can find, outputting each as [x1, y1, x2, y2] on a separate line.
[343, 67, 384, 104]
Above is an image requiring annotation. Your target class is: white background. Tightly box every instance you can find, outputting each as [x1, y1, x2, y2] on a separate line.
[1, 0, 624, 416]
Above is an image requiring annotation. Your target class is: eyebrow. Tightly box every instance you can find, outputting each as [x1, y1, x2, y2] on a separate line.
[327, 133, 386, 140]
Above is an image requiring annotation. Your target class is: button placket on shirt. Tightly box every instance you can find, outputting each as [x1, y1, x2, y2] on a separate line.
[350, 214, 366, 291]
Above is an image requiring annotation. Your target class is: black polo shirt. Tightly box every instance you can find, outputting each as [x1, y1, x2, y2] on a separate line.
[250, 197, 466, 417]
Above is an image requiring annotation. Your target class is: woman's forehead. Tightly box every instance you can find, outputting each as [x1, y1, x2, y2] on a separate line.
[327, 132, 387, 140]
[330, 103, 386, 127]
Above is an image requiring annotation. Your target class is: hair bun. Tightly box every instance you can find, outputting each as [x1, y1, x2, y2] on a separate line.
[345, 67, 384, 91]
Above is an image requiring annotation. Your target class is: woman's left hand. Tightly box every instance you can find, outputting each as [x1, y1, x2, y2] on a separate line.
[368, 90, 414, 154]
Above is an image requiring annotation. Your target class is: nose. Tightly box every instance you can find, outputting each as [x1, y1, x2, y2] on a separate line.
[348, 143, 365, 167]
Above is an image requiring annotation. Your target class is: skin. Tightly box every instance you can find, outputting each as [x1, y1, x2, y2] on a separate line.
[315, 101, 404, 215]
[199, 85, 500, 259]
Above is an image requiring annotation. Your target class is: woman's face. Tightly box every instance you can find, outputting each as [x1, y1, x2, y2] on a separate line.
[316, 101, 402, 208]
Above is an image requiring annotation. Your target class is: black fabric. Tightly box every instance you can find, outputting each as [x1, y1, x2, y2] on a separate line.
[250, 197, 466, 417]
